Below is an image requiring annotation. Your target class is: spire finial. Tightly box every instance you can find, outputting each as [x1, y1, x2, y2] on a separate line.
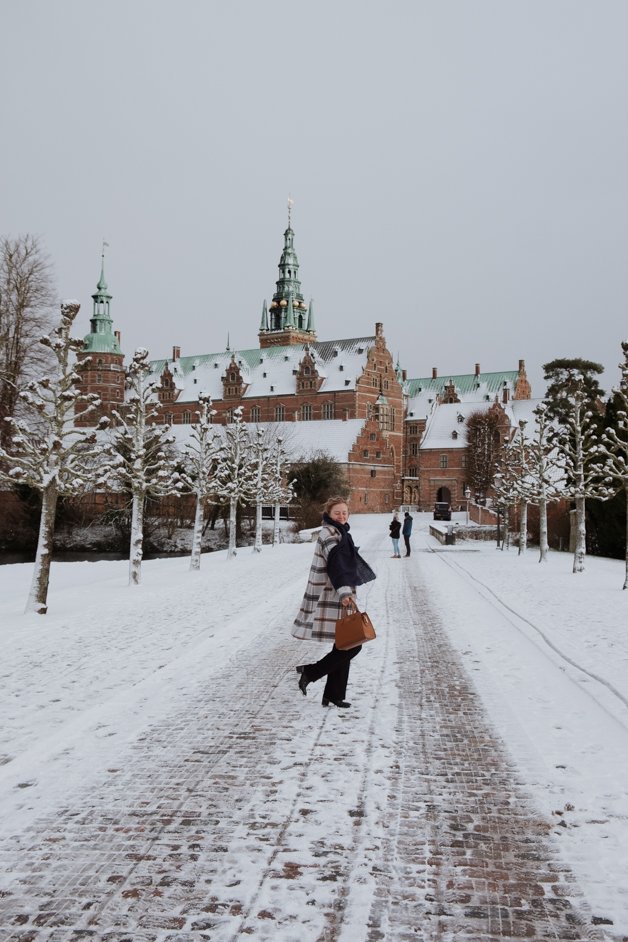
[287, 194, 294, 228]
[226, 332, 231, 352]
[102, 238, 109, 260]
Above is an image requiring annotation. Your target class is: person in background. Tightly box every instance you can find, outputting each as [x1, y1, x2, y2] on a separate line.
[389, 511, 401, 558]
[292, 496, 376, 709]
[402, 511, 413, 557]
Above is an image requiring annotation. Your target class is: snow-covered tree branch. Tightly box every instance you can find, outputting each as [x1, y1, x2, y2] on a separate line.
[107, 348, 184, 585]
[596, 340, 628, 588]
[182, 392, 222, 571]
[0, 300, 110, 614]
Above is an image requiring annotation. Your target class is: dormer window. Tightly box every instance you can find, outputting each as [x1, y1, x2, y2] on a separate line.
[230, 372, 237, 382]
[452, 430, 458, 440]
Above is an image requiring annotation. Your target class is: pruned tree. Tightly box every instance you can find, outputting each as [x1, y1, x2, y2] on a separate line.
[596, 340, 628, 588]
[0, 235, 56, 450]
[182, 392, 222, 571]
[0, 300, 109, 614]
[525, 405, 564, 562]
[213, 407, 257, 559]
[107, 348, 184, 585]
[249, 428, 273, 553]
[492, 438, 521, 551]
[268, 435, 295, 546]
[551, 382, 614, 573]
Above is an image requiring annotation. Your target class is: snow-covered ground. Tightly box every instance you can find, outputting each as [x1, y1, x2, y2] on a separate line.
[0, 512, 627, 939]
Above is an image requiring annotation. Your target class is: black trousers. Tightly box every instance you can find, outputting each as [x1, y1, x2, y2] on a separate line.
[304, 644, 362, 700]
[403, 534, 411, 556]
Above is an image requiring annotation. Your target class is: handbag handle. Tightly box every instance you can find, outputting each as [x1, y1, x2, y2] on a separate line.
[341, 597, 358, 615]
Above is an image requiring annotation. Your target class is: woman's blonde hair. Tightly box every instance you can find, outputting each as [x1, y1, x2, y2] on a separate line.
[323, 495, 349, 515]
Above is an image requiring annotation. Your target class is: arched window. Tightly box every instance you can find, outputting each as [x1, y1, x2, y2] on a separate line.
[251, 406, 261, 423]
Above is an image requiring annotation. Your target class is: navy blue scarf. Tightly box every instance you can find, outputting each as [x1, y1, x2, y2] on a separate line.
[323, 514, 376, 590]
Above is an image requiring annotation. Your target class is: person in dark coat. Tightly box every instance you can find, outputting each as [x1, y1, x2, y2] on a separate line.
[389, 511, 401, 557]
[402, 511, 413, 557]
[293, 496, 376, 709]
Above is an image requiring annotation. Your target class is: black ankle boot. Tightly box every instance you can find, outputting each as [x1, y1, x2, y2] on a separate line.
[296, 665, 311, 696]
[322, 697, 351, 708]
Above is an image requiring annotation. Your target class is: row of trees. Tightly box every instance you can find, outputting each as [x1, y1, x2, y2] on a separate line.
[0, 305, 295, 614]
[472, 353, 628, 587]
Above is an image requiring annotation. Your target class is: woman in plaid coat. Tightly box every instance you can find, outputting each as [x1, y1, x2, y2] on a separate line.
[292, 496, 375, 709]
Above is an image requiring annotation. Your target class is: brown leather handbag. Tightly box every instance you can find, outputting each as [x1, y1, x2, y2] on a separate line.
[335, 606, 376, 651]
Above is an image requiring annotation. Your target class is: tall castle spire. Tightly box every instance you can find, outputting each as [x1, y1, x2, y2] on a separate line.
[259, 199, 317, 348]
[83, 244, 121, 354]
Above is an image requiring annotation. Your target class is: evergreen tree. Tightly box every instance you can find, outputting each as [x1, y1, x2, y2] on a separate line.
[543, 357, 605, 426]
[107, 348, 184, 585]
[0, 300, 109, 614]
[290, 451, 349, 529]
[595, 341, 628, 588]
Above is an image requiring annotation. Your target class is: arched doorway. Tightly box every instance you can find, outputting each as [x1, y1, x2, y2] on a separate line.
[436, 486, 451, 504]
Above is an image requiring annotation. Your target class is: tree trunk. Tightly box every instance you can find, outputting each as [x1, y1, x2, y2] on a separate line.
[190, 494, 204, 571]
[573, 495, 586, 573]
[227, 496, 237, 558]
[129, 490, 145, 585]
[25, 480, 58, 615]
[538, 497, 549, 563]
[624, 484, 628, 590]
[273, 502, 281, 546]
[518, 499, 527, 556]
[253, 500, 263, 553]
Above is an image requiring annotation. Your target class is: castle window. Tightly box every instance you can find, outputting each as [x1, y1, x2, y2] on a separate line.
[410, 442, 418, 456]
[301, 404, 312, 420]
[183, 411, 191, 423]
[369, 432, 376, 441]
[363, 449, 369, 458]
[166, 413, 174, 425]
[440, 454, 448, 468]
[322, 402, 334, 420]
[96, 373, 102, 384]
[376, 451, 381, 458]
[275, 405, 285, 422]
[304, 366, 310, 375]
[251, 406, 260, 422]
[461, 455, 467, 468]
[408, 466, 417, 477]
[230, 372, 237, 382]
[370, 469, 377, 478]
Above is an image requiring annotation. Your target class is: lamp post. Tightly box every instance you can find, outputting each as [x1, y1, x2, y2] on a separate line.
[464, 486, 471, 526]
[496, 506, 502, 549]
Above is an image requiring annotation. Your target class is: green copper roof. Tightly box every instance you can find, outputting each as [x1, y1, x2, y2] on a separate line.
[83, 257, 120, 354]
[405, 370, 520, 398]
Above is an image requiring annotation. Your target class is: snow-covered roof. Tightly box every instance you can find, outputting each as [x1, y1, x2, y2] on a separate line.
[420, 398, 545, 450]
[148, 336, 376, 403]
[169, 419, 367, 464]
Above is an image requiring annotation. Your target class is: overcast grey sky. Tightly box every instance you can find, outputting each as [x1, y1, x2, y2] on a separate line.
[2, 0, 627, 396]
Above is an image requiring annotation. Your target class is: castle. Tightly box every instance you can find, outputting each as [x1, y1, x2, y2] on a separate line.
[77, 216, 535, 513]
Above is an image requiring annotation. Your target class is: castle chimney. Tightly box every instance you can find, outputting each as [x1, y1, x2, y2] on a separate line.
[518, 359, 525, 372]
[402, 369, 407, 381]
[173, 345, 181, 361]
[475, 363, 480, 376]
[375, 322, 384, 338]
[432, 367, 438, 379]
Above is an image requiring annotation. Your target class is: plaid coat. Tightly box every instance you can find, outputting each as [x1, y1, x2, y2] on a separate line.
[292, 524, 354, 643]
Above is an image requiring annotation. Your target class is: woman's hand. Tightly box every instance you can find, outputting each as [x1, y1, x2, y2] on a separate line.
[341, 596, 357, 610]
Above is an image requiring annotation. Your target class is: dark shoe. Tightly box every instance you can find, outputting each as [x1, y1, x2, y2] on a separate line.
[296, 665, 311, 696]
[322, 697, 351, 708]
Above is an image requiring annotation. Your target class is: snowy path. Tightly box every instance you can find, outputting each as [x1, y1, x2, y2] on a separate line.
[0, 521, 624, 940]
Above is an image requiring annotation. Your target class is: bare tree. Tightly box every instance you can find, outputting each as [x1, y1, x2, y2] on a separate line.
[0, 235, 56, 450]
[465, 406, 504, 501]
[0, 301, 109, 614]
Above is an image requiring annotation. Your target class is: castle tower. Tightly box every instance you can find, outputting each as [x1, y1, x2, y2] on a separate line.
[259, 199, 317, 348]
[76, 250, 125, 426]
